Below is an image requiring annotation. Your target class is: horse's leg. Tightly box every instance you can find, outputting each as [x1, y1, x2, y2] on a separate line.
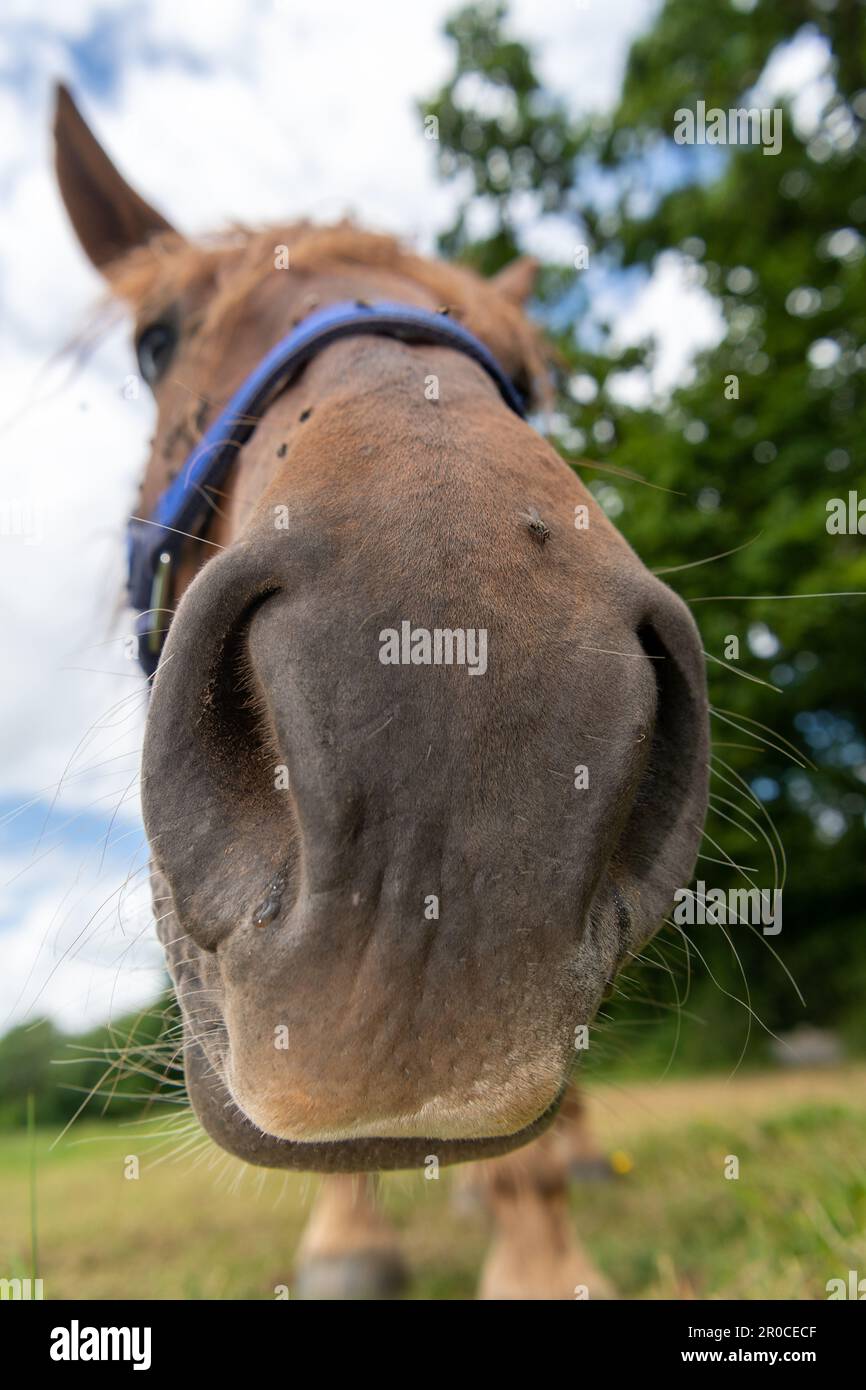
[294, 1173, 408, 1300]
[471, 1091, 616, 1301]
[557, 1083, 617, 1182]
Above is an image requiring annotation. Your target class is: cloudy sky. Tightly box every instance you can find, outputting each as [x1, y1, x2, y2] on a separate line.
[5, 0, 810, 1033]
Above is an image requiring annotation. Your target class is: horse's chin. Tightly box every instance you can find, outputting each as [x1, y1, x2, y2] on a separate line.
[184, 1037, 566, 1173]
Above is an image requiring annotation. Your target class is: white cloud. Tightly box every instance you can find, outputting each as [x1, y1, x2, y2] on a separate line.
[609, 250, 725, 399]
[750, 26, 834, 140]
[512, 0, 661, 113]
[0, 822, 162, 1032]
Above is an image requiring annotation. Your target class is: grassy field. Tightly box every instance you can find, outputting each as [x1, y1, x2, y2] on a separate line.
[1, 1065, 864, 1300]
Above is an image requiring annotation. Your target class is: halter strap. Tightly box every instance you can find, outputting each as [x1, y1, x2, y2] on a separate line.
[127, 299, 528, 676]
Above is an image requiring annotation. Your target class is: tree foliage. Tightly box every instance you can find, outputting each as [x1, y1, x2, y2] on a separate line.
[0, 998, 178, 1129]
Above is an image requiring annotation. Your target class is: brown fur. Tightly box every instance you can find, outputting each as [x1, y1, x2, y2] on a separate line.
[106, 223, 550, 410]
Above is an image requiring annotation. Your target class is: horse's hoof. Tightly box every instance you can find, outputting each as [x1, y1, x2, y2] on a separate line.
[294, 1250, 408, 1300]
[568, 1156, 618, 1183]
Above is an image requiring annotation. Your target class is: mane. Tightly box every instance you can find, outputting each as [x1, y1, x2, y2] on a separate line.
[105, 220, 552, 407]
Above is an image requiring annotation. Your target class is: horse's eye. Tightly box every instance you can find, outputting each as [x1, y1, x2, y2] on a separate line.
[136, 321, 177, 386]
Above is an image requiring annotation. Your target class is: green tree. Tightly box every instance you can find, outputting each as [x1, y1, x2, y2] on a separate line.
[0, 994, 180, 1129]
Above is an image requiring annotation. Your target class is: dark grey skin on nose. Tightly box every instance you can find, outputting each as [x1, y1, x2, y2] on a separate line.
[142, 496, 708, 1172]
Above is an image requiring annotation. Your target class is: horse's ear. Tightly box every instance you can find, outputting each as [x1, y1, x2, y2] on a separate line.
[53, 82, 177, 273]
[491, 255, 538, 307]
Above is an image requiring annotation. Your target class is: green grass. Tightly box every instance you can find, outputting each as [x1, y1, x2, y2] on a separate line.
[1, 1067, 864, 1299]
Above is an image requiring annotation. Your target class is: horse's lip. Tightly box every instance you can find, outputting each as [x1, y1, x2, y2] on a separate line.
[242, 1089, 568, 1170]
[185, 1034, 569, 1173]
[222, 1046, 569, 1145]
[257, 1080, 571, 1149]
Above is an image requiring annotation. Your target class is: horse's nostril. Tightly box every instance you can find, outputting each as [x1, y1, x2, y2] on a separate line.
[636, 621, 667, 679]
[252, 864, 290, 928]
[198, 588, 282, 783]
[142, 572, 296, 952]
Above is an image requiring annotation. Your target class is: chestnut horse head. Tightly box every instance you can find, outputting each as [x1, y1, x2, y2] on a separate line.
[54, 86, 708, 1172]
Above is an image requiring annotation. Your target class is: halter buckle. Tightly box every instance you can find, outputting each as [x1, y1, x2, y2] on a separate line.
[147, 549, 173, 658]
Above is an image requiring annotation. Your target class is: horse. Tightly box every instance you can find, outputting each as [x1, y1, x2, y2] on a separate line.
[52, 83, 709, 1299]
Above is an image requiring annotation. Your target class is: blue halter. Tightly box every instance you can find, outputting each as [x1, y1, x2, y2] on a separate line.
[127, 299, 527, 677]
